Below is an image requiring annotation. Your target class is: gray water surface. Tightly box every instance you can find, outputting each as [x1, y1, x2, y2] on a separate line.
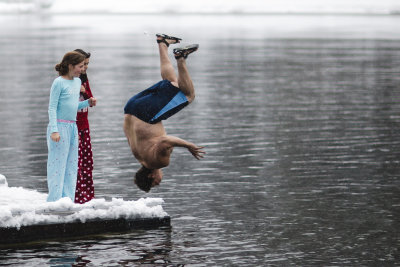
[0, 14, 400, 266]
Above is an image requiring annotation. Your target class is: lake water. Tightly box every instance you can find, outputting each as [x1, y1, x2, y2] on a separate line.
[0, 13, 400, 266]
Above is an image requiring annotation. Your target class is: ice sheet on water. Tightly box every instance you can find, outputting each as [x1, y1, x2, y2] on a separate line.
[0, 174, 167, 229]
[1, 0, 400, 15]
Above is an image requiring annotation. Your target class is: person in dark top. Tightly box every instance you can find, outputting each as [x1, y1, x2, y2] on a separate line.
[74, 49, 95, 204]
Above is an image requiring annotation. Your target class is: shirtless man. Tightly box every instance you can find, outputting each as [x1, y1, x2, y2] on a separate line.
[123, 34, 205, 192]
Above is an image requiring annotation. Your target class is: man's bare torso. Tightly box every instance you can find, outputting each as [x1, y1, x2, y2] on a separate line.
[123, 114, 171, 169]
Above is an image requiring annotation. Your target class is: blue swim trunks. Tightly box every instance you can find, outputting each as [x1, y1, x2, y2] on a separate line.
[124, 80, 189, 124]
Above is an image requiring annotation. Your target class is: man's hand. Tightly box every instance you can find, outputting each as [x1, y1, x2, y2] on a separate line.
[51, 132, 60, 142]
[161, 136, 205, 160]
[80, 85, 86, 93]
[188, 144, 205, 160]
[89, 97, 97, 107]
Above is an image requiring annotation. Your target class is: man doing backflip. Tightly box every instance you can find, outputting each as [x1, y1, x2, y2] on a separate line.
[123, 34, 205, 192]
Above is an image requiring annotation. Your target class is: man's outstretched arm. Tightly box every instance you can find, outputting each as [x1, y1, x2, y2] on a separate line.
[160, 136, 205, 160]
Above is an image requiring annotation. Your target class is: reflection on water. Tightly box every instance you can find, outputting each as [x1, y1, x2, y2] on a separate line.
[0, 14, 400, 266]
[0, 228, 173, 266]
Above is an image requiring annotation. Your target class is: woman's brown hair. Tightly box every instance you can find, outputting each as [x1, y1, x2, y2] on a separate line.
[55, 51, 85, 76]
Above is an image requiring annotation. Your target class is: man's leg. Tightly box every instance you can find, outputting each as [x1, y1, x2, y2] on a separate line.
[158, 41, 178, 83]
[176, 57, 195, 103]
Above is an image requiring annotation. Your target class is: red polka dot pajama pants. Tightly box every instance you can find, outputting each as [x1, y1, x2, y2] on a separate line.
[75, 128, 94, 204]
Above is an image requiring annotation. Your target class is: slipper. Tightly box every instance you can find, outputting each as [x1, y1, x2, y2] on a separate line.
[173, 44, 199, 59]
[156, 33, 182, 47]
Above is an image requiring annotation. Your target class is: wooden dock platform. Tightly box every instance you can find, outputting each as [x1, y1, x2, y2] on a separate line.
[0, 216, 171, 245]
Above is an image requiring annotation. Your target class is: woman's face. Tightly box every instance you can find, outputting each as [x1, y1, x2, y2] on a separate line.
[82, 58, 90, 74]
[69, 61, 85, 77]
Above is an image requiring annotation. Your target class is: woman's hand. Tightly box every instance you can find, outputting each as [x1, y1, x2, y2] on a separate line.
[89, 97, 97, 107]
[51, 132, 60, 142]
[80, 85, 86, 93]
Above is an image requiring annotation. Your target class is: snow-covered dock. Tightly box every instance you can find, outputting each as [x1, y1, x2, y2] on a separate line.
[0, 175, 170, 245]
